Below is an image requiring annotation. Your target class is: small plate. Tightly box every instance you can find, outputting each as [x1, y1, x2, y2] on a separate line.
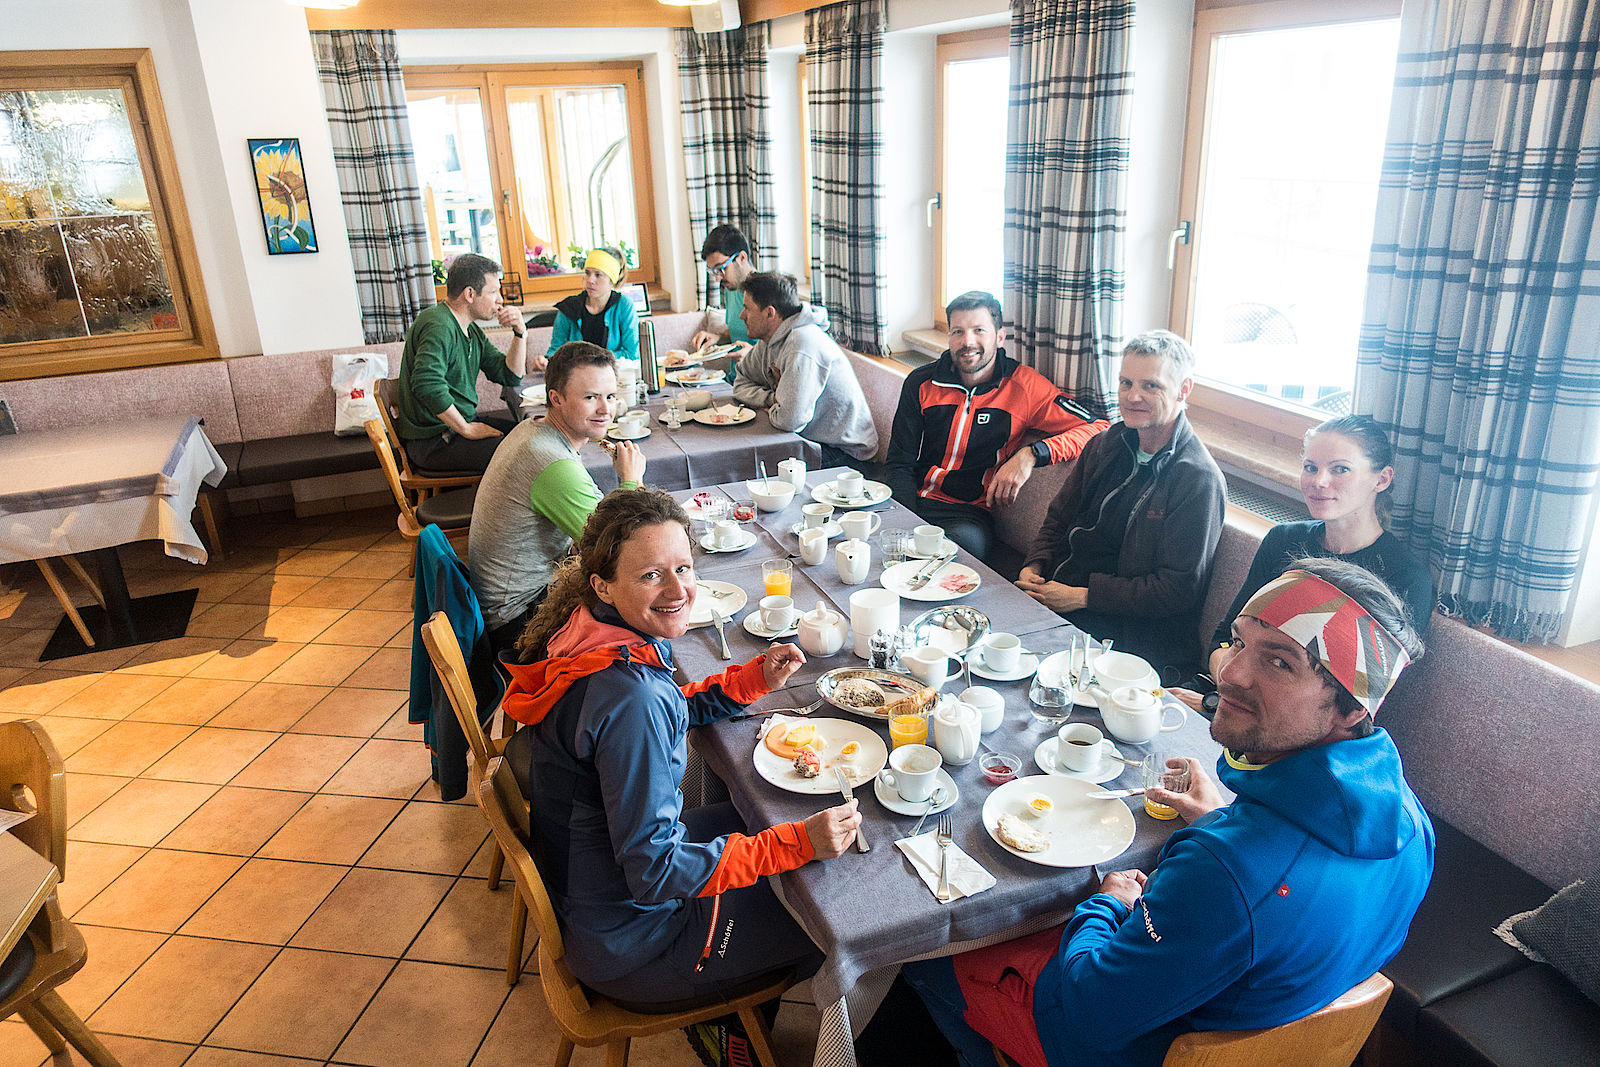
[518, 384, 547, 407]
[1033, 737, 1129, 784]
[874, 768, 959, 817]
[606, 426, 651, 442]
[982, 774, 1136, 868]
[880, 560, 982, 602]
[811, 479, 892, 508]
[688, 581, 747, 628]
[970, 651, 1041, 682]
[815, 667, 926, 720]
[667, 367, 723, 385]
[790, 520, 843, 540]
[752, 718, 888, 795]
[660, 351, 707, 369]
[699, 529, 758, 554]
[743, 613, 799, 640]
[905, 538, 960, 560]
[692, 406, 756, 427]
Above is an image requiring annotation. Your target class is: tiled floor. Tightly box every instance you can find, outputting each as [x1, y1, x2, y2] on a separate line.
[0, 509, 820, 1067]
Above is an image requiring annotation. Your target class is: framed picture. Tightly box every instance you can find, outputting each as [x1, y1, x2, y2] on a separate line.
[248, 137, 319, 255]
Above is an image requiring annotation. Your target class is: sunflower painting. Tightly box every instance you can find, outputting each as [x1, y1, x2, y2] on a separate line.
[248, 137, 319, 255]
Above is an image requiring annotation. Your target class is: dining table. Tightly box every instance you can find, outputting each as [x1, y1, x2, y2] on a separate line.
[671, 469, 1228, 1067]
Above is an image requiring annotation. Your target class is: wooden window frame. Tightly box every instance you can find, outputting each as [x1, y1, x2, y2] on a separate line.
[0, 48, 217, 382]
[933, 26, 1008, 332]
[403, 62, 660, 302]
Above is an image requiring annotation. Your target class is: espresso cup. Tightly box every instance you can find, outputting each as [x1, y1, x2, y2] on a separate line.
[1056, 722, 1109, 773]
[802, 502, 834, 529]
[759, 595, 797, 632]
[834, 469, 866, 500]
[712, 520, 741, 548]
[798, 527, 829, 566]
[877, 743, 942, 803]
[913, 524, 946, 556]
[982, 633, 1022, 673]
[904, 646, 959, 689]
[839, 510, 880, 541]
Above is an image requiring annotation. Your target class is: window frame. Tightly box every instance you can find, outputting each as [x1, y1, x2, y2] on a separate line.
[933, 26, 1008, 332]
[0, 48, 217, 382]
[403, 61, 661, 302]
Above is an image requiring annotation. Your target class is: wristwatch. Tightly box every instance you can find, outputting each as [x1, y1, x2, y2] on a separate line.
[1030, 440, 1052, 464]
[1202, 691, 1221, 716]
[512, 328, 525, 339]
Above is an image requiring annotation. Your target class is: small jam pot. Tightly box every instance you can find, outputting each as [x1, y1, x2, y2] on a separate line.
[732, 503, 756, 521]
[980, 752, 1021, 784]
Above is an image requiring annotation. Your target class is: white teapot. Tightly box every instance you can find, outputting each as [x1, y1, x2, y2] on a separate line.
[931, 695, 980, 766]
[796, 601, 848, 657]
[1095, 684, 1187, 744]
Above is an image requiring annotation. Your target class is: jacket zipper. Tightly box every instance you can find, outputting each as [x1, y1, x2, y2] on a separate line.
[694, 893, 722, 973]
[1055, 443, 1165, 584]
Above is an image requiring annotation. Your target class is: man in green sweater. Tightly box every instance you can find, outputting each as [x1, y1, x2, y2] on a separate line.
[468, 341, 646, 651]
[397, 252, 528, 473]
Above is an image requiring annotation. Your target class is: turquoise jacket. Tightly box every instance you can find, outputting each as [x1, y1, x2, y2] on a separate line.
[551, 291, 638, 362]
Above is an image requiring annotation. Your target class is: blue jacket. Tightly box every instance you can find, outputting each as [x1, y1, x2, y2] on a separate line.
[551, 291, 639, 362]
[1032, 730, 1434, 1066]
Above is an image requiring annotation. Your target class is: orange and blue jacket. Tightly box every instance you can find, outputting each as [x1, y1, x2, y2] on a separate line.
[501, 602, 814, 983]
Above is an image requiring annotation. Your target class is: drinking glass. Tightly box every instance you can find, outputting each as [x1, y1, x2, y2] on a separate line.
[1142, 755, 1191, 821]
[880, 529, 913, 568]
[1029, 660, 1072, 724]
[762, 558, 793, 598]
[698, 498, 731, 540]
[888, 706, 929, 749]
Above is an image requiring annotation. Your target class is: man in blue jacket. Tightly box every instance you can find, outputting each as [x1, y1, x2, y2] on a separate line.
[896, 556, 1435, 1067]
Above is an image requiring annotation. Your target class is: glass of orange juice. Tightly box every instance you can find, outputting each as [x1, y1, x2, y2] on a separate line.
[762, 558, 793, 598]
[888, 707, 929, 749]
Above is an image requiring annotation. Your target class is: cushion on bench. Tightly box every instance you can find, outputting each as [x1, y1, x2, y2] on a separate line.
[1415, 964, 1600, 1066]
[234, 433, 378, 488]
[212, 442, 244, 490]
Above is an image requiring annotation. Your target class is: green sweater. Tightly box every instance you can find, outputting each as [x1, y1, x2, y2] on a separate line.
[397, 302, 522, 440]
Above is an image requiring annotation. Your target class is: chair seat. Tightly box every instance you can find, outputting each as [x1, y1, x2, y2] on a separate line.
[416, 487, 477, 529]
[1416, 963, 1600, 1066]
[0, 935, 36, 1003]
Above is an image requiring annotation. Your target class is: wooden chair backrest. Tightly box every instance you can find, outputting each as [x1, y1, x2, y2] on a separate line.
[375, 379, 422, 487]
[1161, 972, 1393, 1066]
[364, 418, 417, 524]
[477, 756, 590, 1013]
[420, 612, 494, 766]
[0, 721, 67, 876]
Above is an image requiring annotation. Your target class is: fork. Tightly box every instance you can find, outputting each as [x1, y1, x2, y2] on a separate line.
[935, 814, 954, 902]
[726, 699, 822, 723]
[908, 554, 955, 591]
[697, 583, 735, 599]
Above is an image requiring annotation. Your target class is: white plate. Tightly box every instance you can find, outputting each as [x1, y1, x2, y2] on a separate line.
[692, 407, 756, 427]
[969, 651, 1040, 682]
[1033, 737, 1130, 784]
[905, 538, 960, 560]
[742, 613, 799, 640]
[606, 426, 651, 442]
[518, 384, 547, 407]
[880, 560, 982, 602]
[660, 351, 707, 369]
[667, 367, 724, 385]
[811, 479, 892, 508]
[982, 774, 1136, 868]
[688, 581, 747, 628]
[790, 520, 843, 540]
[1035, 648, 1157, 708]
[699, 529, 758, 554]
[752, 718, 889, 795]
[874, 768, 959, 816]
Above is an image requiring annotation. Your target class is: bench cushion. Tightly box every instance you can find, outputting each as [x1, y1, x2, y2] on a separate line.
[235, 433, 377, 488]
[1, 360, 242, 444]
[1416, 964, 1600, 1066]
[213, 441, 244, 490]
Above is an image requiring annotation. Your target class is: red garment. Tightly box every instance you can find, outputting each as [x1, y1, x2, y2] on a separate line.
[951, 925, 1066, 1067]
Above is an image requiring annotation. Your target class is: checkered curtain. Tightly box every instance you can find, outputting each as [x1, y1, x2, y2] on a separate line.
[805, 0, 888, 356]
[1355, 0, 1600, 643]
[1003, 0, 1133, 418]
[311, 30, 435, 345]
[675, 23, 778, 308]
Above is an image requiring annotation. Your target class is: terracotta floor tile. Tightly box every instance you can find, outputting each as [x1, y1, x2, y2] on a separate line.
[310, 609, 410, 648]
[335, 959, 508, 1067]
[340, 647, 408, 690]
[273, 549, 359, 577]
[326, 553, 410, 582]
[91, 1035, 197, 1067]
[38, 714, 114, 758]
[65, 720, 196, 776]
[0, 628, 53, 669]
[48, 673, 178, 721]
[356, 579, 412, 612]
[125, 677, 253, 724]
[0, 1020, 46, 1067]
[0, 668, 98, 714]
[56, 923, 167, 1018]
[185, 1049, 321, 1067]
[33, 640, 146, 674]
[258, 794, 403, 865]
[629, 1029, 722, 1067]
[223, 573, 321, 608]
[186, 602, 273, 641]
[189, 640, 306, 683]
[359, 800, 488, 875]
[159, 786, 309, 856]
[241, 605, 347, 643]
[208, 948, 394, 1060]
[75, 848, 245, 932]
[88, 934, 277, 1044]
[0, 664, 29, 690]
[181, 857, 346, 944]
[461, 836, 497, 879]
[313, 530, 386, 553]
[386, 623, 411, 648]
[206, 683, 330, 732]
[230, 733, 363, 792]
[189, 570, 260, 603]
[287, 577, 379, 611]
[375, 705, 416, 740]
[115, 636, 235, 677]
[470, 980, 567, 1067]
[70, 778, 219, 847]
[143, 727, 279, 784]
[262, 643, 373, 687]
[288, 866, 452, 957]
[66, 771, 130, 826]
[56, 841, 145, 916]
[405, 877, 521, 970]
[287, 686, 404, 737]
[321, 738, 431, 800]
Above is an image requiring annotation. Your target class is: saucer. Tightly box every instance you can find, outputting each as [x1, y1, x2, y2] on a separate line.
[970, 651, 1040, 682]
[698, 529, 758, 553]
[1033, 737, 1129, 784]
[906, 537, 960, 560]
[810, 479, 892, 508]
[743, 613, 799, 639]
[606, 426, 651, 442]
[790, 520, 843, 540]
[874, 768, 959, 816]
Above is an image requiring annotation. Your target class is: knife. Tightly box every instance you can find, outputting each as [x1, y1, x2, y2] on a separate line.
[833, 766, 870, 853]
[1086, 787, 1145, 800]
[711, 608, 731, 660]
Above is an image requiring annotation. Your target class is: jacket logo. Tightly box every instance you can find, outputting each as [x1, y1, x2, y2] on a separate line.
[1140, 899, 1161, 941]
[1146, 508, 1166, 521]
[976, 413, 991, 425]
[718, 918, 734, 958]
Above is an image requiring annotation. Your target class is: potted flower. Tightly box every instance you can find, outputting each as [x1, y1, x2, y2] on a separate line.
[525, 244, 565, 276]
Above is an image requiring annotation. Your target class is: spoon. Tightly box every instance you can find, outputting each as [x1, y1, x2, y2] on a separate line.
[909, 788, 948, 837]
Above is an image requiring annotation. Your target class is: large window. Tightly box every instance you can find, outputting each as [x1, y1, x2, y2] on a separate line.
[934, 28, 1008, 327]
[1172, 2, 1400, 418]
[404, 64, 659, 300]
[0, 49, 215, 380]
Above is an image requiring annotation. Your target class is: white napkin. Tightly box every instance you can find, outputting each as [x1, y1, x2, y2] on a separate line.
[894, 831, 997, 903]
[756, 712, 799, 744]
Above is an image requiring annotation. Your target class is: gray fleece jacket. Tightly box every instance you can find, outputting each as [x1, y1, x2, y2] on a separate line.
[731, 306, 879, 461]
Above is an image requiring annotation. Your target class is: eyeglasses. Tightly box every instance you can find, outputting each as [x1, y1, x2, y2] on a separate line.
[708, 258, 730, 278]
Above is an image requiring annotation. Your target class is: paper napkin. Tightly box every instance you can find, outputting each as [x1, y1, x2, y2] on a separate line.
[756, 713, 799, 744]
[895, 831, 997, 903]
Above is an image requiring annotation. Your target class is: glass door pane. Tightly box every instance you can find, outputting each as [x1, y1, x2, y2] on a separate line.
[503, 87, 563, 277]
[940, 55, 1007, 306]
[552, 85, 638, 269]
[404, 87, 501, 266]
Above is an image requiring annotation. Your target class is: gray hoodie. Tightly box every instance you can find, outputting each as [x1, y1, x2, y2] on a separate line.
[731, 305, 879, 460]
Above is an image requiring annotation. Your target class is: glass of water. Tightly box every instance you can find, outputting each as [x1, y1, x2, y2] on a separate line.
[880, 529, 913, 568]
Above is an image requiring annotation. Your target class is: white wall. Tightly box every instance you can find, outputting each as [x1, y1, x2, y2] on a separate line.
[766, 50, 808, 281]
[880, 31, 937, 346]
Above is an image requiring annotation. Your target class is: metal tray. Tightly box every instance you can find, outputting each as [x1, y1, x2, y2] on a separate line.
[816, 667, 925, 720]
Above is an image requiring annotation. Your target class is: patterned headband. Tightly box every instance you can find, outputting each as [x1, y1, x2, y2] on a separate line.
[584, 250, 623, 284]
[1239, 570, 1411, 718]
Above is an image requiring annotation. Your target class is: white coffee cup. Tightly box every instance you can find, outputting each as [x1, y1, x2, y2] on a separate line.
[836, 538, 870, 584]
[1057, 722, 1111, 773]
[849, 588, 899, 658]
[712, 520, 741, 548]
[839, 510, 880, 541]
[877, 743, 942, 803]
[777, 457, 807, 492]
[622, 409, 648, 430]
[834, 469, 866, 500]
[959, 685, 1006, 734]
[904, 647, 959, 689]
[913, 524, 946, 556]
[798, 527, 829, 566]
[760, 595, 797, 632]
[802, 502, 834, 529]
[982, 633, 1022, 673]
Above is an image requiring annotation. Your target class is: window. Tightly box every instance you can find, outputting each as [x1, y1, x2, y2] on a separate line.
[0, 49, 215, 381]
[934, 28, 1008, 327]
[404, 64, 659, 300]
[1171, 2, 1400, 421]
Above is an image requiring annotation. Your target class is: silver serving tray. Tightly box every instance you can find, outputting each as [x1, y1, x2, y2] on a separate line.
[816, 667, 925, 720]
[908, 605, 990, 657]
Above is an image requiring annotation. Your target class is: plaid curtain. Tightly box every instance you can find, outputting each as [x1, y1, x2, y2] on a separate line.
[806, 0, 888, 356]
[311, 30, 435, 344]
[675, 23, 778, 308]
[1356, 0, 1600, 643]
[1003, 0, 1133, 418]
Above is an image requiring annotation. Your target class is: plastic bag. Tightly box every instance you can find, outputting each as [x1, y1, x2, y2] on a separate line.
[332, 353, 385, 436]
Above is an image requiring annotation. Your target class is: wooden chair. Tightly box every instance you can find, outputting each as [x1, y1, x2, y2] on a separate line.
[1161, 972, 1392, 1066]
[33, 556, 105, 648]
[365, 418, 475, 571]
[475, 756, 792, 1067]
[374, 378, 482, 500]
[419, 611, 530, 985]
[0, 720, 122, 1066]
